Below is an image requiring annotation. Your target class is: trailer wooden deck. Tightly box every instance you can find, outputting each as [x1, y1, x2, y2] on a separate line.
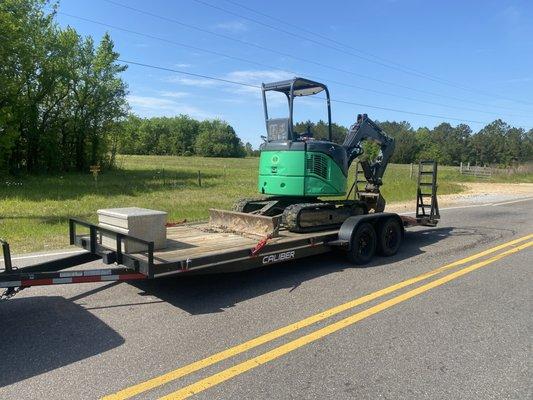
[138, 223, 338, 265]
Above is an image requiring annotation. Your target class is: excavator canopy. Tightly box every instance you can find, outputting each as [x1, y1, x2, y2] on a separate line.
[262, 77, 332, 141]
[262, 77, 327, 96]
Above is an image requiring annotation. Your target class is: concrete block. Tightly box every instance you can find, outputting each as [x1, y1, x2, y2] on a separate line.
[97, 207, 167, 253]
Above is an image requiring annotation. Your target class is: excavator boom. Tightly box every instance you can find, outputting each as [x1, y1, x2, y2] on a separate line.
[343, 113, 395, 189]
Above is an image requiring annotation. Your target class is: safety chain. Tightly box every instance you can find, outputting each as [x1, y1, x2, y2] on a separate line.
[1, 287, 22, 301]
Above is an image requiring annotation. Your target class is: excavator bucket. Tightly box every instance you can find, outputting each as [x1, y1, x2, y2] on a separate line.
[208, 209, 281, 237]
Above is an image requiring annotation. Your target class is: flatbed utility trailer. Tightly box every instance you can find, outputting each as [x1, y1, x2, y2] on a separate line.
[0, 162, 440, 299]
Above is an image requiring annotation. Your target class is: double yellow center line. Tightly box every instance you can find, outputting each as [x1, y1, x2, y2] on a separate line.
[104, 234, 533, 400]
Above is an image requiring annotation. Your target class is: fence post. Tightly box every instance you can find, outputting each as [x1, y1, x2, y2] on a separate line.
[197, 170, 202, 187]
[460, 162, 463, 174]
[409, 163, 414, 179]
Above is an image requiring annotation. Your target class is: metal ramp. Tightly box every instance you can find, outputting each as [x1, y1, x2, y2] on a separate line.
[354, 161, 367, 196]
[351, 161, 385, 212]
[416, 160, 440, 226]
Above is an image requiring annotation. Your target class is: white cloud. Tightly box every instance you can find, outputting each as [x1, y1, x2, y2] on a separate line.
[166, 76, 218, 86]
[127, 95, 214, 119]
[165, 70, 293, 90]
[163, 68, 325, 117]
[159, 91, 189, 98]
[213, 21, 248, 33]
[501, 5, 526, 37]
[128, 95, 175, 109]
[223, 70, 294, 99]
[498, 77, 532, 84]
[162, 69, 301, 109]
[225, 70, 293, 84]
[175, 63, 192, 68]
[502, 5, 520, 24]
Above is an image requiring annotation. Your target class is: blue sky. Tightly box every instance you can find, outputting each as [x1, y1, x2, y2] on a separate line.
[55, 0, 533, 146]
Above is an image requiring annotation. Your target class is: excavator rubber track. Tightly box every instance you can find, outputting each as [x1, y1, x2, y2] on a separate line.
[282, 201, 367, 233]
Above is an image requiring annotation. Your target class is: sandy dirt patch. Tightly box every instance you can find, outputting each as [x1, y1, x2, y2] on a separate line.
[387, 182, 533, 213]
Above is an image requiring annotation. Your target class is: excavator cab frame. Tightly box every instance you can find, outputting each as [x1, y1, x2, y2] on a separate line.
[262, 77, 332, 142]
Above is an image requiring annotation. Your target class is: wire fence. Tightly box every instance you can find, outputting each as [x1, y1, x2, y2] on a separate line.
[459, 162, 533, 179]
[459, 163, 492, 179]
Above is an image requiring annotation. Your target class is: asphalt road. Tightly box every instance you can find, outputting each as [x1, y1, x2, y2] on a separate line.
[1, 198, 532, 399]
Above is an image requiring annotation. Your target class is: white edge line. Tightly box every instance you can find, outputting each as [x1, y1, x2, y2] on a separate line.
[0, 249, 85, 263]
[491, 197, 533, 206]
[399, 196, 533, 215]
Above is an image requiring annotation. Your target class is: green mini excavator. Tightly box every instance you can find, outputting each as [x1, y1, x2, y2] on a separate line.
[232, 77, 395, 233]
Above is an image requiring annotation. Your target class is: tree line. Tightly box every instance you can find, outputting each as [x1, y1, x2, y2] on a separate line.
[296, 120, 533, 166]
[118, 115, 248, 158]
[1, 0, 127, 174]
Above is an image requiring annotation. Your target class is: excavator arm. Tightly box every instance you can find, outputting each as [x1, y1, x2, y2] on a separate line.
[343, 114, 395, 190]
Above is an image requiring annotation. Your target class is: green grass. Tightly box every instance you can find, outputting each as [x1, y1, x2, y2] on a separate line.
[0, 155, 530, 253]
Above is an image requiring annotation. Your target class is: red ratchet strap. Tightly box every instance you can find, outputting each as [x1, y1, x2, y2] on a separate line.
[251, 234, 272, 256]
[166, 219, 187, 227]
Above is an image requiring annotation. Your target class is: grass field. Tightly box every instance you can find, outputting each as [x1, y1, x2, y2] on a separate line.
[0, 155, 530, 253]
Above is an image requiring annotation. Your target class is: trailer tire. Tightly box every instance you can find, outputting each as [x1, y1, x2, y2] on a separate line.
[378, 217, 402, 256]
[347, 222, 376, 265]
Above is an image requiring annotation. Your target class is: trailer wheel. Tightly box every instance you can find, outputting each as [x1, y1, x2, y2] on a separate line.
[347, 222, 376, 265]
[378, 217, 402, 256]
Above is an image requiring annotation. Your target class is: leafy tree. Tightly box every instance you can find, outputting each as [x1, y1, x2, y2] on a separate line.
[524, 129, 533, 162]
[167, 115, 200, 156]
[469, 120, 509, 165]
[194, 120, 245, 157]
[0, 0, 127, 173]
[294, 120, 347, 143]
[377, 121, 418, 164]
[244, 142, 259, 157]
[415, 127, 440, 162]
[419, 124, 474, 165]
[118, 114, 202, 156]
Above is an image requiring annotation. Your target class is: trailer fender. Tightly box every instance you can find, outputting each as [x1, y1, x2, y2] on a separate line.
[337, 213, 404, 252]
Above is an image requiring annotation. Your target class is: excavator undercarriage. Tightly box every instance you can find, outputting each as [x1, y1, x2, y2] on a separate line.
[231, 196, 368, 233]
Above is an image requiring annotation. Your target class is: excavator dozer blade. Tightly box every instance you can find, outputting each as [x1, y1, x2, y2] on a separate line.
[208, 209, 281, 237]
